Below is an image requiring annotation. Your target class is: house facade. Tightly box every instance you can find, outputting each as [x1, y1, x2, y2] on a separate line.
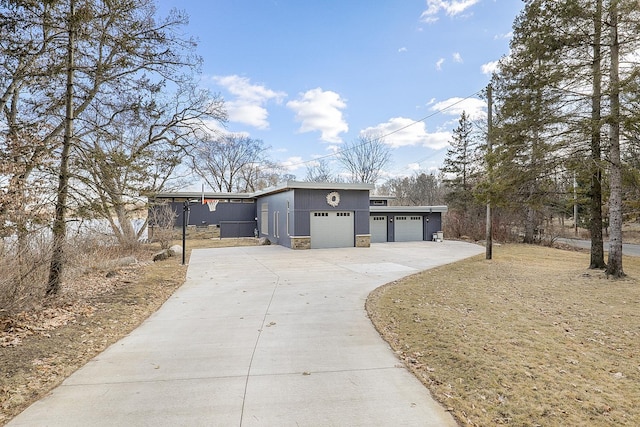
[150, 181, 447, 249]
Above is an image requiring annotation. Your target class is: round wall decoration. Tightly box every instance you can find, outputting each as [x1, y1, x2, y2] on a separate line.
[326, 191, 340, 207]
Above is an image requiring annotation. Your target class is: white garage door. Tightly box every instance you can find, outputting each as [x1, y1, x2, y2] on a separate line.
[394, 216, 423, 242]
[370, 216, 387, 243]
[310, 211, 354, 249]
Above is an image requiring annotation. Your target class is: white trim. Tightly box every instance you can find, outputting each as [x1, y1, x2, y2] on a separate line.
[371, 206, 448, 213]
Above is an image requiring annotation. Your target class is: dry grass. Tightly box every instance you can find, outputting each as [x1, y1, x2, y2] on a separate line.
[169, 226, 259, 250]
[367, 244, 640, 426]
[0, 233, 255, 425]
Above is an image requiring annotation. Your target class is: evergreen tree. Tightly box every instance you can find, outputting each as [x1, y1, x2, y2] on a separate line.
[491, 0, 572, 244]
[441, 111, 485, 238]
[441, 111, 478, 207]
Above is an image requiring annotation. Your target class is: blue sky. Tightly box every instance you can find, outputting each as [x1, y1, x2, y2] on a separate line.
[156, 0, 523, 184]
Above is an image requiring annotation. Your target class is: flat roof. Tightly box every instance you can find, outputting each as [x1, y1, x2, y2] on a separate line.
[150, 181, 375, 201]
[253, 180, 375, 197]
[370, 205, 448, 213]
[151, 192, 254, 200]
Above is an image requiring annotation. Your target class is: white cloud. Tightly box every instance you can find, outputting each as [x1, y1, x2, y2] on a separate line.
[287, 88, 349, 143]
[481, 60, 499, 75]
[398, 47, 408, 53]
[212, 75, 286, 129]
[430, 97, 486, 120]
[452, 52, 463, 63]
[494, 31, 513, 40]
[280, 156, 305, 172]
[407, 163, 421, 171]
[436, 58, 445, 70]
[420, 0, 481, 23]
[361, 117, 451, 150]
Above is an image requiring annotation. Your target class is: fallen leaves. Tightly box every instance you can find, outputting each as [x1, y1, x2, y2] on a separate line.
[0, 246, 186, 424]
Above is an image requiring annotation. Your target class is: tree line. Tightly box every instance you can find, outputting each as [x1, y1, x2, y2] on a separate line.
[0, 0, 228, 303]
[2, 0, 636, 309]
[438, 0, 640, 278]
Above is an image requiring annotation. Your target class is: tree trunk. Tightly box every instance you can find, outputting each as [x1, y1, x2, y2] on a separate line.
[524, 205, 536, 244]
[606, 0, 624, 278]
[114, 204, 139, 248]
[589, 0, 606, 269]
[47, 0, 75, 296]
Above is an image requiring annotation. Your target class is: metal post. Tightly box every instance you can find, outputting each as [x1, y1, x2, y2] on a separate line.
[182, 201, 188, 265]
[573, 172, 578, 236]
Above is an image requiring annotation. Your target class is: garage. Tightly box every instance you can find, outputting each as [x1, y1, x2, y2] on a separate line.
[310, 211, 355, 249]
[370, 215, 387, 243]
[394, 215, 423, 242]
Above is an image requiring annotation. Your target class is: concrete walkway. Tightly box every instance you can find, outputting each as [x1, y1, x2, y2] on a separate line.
[8, 241, 484, 427]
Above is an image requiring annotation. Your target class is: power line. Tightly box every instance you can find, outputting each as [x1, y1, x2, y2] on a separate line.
[285, 88, 485, 171]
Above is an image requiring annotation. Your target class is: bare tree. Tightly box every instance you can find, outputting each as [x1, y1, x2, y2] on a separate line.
[192, 134, 270, 192]
[379, 173, 445, 206]
[0, 0, 206, 295]
[148, 202, 177, 249]
[73, 83, 225, 247]
[338, 133, 392, 184]
[305, 158, 336, 182]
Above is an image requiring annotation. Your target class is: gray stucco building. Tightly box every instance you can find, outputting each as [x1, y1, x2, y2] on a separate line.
[150, 181, 447, 249]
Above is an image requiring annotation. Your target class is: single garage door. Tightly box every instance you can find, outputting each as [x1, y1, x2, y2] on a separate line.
[310, 211, 354, 249]
[394, 215, 423, 242]
[370, 215, 387, 243]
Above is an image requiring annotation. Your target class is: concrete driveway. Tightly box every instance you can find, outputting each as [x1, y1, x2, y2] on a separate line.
[9, 241, 484, 427]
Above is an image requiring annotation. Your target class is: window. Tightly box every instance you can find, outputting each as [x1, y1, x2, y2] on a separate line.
[373, 216, 385, 221]
[396, 216, 407, 221]
[314, 212, 329, 217]
[261, 203, 268, 234]
[411, 216, 421, 221]
[337, 212, 351, 217]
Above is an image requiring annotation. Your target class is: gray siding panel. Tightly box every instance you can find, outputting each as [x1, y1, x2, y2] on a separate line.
[166, 201, 256, 228]
[220, 221, 257, 238]
[257, 190, 294, 248]
[425, 213, 442, 240]
[292, 189, 370, 237]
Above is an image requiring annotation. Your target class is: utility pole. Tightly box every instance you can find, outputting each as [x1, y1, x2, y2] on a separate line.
[486, 84, 493, 260]
[573, 172, 578, 236]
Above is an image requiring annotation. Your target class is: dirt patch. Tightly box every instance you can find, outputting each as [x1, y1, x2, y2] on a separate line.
[0, 236, 257, 425]
[367, 244, 640, 426]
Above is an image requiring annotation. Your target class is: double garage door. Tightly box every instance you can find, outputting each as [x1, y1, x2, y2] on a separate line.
[310, 211, 354, 249]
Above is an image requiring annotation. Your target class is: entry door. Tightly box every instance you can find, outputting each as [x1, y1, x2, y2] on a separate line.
[370, 215, 387, 243]
[310, 211, 354, 249]
[394, 215, 423, 242]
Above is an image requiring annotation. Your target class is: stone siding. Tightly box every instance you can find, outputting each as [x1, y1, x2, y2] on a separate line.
[355, 234, 371, 248]
[291, 236, 311, 250]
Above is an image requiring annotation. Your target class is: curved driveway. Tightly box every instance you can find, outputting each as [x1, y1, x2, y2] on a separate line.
[9, 241, 484, 427]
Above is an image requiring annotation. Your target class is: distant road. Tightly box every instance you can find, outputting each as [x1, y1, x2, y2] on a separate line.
[557, 238, 640, 257]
